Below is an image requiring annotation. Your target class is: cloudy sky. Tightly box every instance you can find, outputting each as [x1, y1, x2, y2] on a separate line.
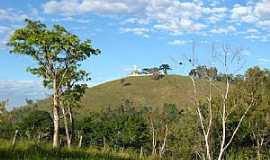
[0, 0, 270, 108]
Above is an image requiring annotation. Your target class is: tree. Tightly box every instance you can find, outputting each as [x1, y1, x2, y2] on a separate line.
[142, 67, 162, 80]
[0, 100, 7, 114]
[189, 65, 208, 78]
[25, 98, 34, 105]
[18, 110, 53, 141]
[159, 64, 171, 75]
[189, 65, 218, 80]
[186, 44, 255, 160]
[207, 67, 218, 80]
[80, 100, 148, 149]
[0, 100, 7, 123]
[60, 69, 89, 148]
[8, 19, 100, 147]
[242, 67, 270, 160]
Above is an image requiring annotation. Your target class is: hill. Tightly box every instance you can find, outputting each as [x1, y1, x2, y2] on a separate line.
[28, 75, 223, 114]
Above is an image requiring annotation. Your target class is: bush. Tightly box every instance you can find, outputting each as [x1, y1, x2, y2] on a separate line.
[17, 110, 53, 141]
[79, 103, 149, 150]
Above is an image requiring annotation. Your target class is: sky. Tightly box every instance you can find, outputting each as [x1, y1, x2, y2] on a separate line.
[0, 0, 270, 108]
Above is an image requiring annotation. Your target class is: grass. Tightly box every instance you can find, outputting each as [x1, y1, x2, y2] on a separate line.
[1, 139, 263, 160]
[0, 139, 148, 160]
[22, 75, 224, 114]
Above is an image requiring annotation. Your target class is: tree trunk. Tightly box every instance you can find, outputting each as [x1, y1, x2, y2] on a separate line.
[150, 118, 156, 156]
[67, 106, 74, 145]
[11, 129, 18, 151]
[257, 145, 261, 160]
[159, 124, 168, 158]
[78, 135, 83, 148]
[256, 138, 264, 160]
[61, 106, 71, 148]
[140, 147, 143, 159]
[53, 78, 60, 148]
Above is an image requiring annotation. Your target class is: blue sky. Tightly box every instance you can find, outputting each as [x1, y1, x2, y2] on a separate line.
[0, 0, 270, 108]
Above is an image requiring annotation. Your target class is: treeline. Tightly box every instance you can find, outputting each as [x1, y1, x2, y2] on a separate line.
[189, 65, 249, 83]
[1, 66, 270, 159]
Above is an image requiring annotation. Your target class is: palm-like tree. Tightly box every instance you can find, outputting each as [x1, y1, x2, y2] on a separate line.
[159, 64, 171, 75]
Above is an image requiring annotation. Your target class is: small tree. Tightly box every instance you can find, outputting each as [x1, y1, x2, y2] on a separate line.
[8, 19, 100, 147]
[189, 65, 217, 80]
[60, 69, 89, 148]
[0, 100, 7, 123]
[18, 110, 53, 141]
[243, 67, 270, 159]
[0, 100, 7, 114]
[142, 67, 162, 80]
[159, 64, 171, 75]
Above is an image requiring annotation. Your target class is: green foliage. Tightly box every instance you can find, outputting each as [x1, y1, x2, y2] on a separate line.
[80, 101, 149, 149]
[7, 18, 100, 107]
[8, 19, 100, 146]
[159, 64, 172, 75]
[8, 19, 100, 88]
[189, 65, 218, 80]
[2, 66, 270, 159]
[0, 100, 7, 123]
[18, 110, 53, 140]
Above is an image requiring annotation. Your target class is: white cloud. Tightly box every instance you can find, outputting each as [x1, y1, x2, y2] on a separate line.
[79, 0, 131, 14]
[0, 26, 14, 49]
[0, 9, 28, 22]
[246, 28, 259, 34]
[42, 0, 270, 37]
[258, 58, 270, 63]
[0, 80, 50, 109]
[43, 0, 232, 33]
[204, 7, 227, 23]
[210, 25, 236, 34]
[0, 26, 11, 34]
[51, 17, 91, 23]
[254, 0, 270, 20]
[43, 0, 136, 15]
[231, 4, 257, 23]
[122, 18, 150, 25]
[43, 0, 81, 15]
[168, 40, 191, 46]
[154, 18, 207, 33]
[231, 1, 270, 30]
[120, 27, 150, 38]
[244, 34, 260, 40]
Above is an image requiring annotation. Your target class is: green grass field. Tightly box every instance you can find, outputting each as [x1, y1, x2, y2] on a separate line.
[0, 139, 148, 160]
[22, 75, 223, 114]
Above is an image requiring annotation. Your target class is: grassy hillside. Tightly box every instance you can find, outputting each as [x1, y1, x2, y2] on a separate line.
[31, 75, 223, 114]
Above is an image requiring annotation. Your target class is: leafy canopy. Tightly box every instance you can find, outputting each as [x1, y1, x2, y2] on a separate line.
[8, 19, 100, 88]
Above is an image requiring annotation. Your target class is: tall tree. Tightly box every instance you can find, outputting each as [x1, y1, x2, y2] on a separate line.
[8, 19, 100, 147]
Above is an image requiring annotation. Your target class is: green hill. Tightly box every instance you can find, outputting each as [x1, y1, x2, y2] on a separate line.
[31, 75, 223, 114]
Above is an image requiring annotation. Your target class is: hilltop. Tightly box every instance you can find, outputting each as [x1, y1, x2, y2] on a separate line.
[29, 75, 223, 114]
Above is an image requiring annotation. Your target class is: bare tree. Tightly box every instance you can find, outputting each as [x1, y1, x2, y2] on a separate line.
[178, 43, 255, 160]
[148, 112, 169, 158]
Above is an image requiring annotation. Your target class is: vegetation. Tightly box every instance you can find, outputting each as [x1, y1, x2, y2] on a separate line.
[1, 19, 270, 159]
[8, 19, 100, 147]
